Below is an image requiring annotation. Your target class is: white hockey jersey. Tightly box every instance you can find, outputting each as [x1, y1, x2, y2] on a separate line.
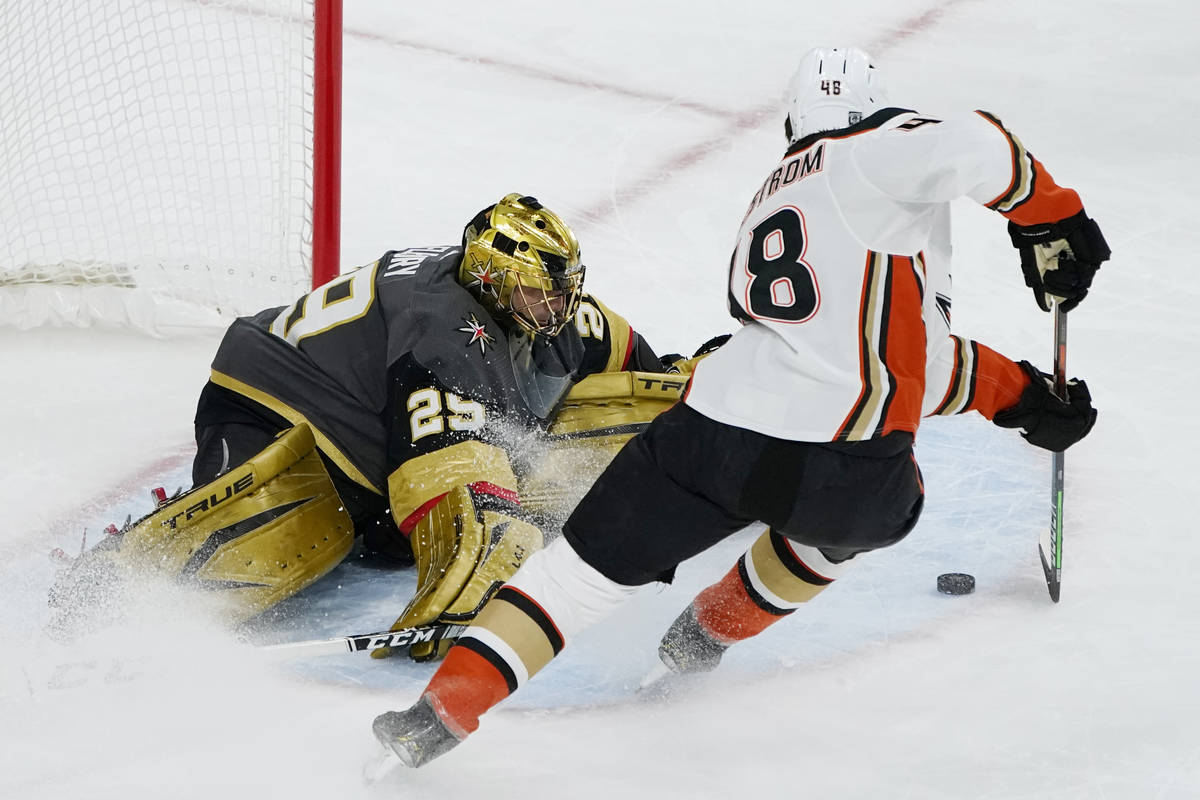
[685, 108, 1084, 442]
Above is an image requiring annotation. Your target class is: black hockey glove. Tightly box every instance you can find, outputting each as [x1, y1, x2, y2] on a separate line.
[692, 332, 732, 357]
[1008, 210, 1110, 312]
[661, 333, 733, 373]
[992, 360, 1097, 452]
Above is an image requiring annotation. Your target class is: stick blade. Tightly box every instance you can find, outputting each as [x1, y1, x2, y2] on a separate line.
[1038, 541, 1061, 603]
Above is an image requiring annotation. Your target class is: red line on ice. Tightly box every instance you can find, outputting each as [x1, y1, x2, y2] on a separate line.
[42, 446, 195, 549]
[52, 0, 964, 537]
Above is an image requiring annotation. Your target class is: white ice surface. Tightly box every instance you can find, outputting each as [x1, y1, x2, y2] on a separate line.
[3, 1, 1200, 797]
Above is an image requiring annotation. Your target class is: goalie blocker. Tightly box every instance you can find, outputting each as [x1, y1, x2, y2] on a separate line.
[373, 368, 689, 661]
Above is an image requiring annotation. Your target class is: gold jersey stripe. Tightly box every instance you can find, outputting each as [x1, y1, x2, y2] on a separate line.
[837, 252, 890, 440]
[933, 336, 969, 415]
[208, 369, 382, 495]
[978, 111, 1036, 213]
[585, 293, 636, 373]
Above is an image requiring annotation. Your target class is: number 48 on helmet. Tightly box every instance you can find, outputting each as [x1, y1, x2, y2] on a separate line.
[783, 46, 888, 142]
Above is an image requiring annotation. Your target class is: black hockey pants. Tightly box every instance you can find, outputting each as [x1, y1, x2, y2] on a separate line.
[563, 402, 924, 586]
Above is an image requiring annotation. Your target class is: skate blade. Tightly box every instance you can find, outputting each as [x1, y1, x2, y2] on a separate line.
[637, 661, 672, 693]
[362, 747, 403, 785]
[636, 661, 713, 703]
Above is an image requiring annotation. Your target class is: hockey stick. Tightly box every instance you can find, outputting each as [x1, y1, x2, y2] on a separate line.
[257, 622, 468, 658]
[1038, 305, 1068, 602]
[16, 622, 468, 697]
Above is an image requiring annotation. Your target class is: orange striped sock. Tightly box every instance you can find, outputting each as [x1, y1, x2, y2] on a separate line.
[693, 564, 787, 644]
[422, 644, 512, 738]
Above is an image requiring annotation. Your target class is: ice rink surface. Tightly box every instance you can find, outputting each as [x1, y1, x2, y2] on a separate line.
[2, 1, 1199, 797]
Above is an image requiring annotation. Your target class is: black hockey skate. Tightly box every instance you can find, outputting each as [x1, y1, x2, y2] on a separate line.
[658, 602, 730, 674]
[638, 603, 731, 696]
[372, 695, 463, 769]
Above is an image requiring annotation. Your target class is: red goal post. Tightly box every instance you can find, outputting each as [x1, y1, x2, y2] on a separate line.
[0, 0, 342, 332]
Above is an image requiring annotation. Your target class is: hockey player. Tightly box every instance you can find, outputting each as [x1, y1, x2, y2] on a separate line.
[370, 47, 1110, 766]
[48, 193, 679, 654]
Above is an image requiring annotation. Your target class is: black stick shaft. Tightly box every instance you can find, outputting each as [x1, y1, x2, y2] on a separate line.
[1041, 306, 1068, 601]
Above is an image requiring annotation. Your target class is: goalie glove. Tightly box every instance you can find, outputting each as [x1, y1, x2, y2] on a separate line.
[992, 360, 1097, 452]
[1008, 210, 1110, 312]
[372, 484, 545, 662]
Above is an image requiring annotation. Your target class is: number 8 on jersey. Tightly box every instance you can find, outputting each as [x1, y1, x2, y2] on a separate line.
[732, 206, 820, 323]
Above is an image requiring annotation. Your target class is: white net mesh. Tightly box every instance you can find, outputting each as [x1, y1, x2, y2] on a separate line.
[0, 0, 318, 331]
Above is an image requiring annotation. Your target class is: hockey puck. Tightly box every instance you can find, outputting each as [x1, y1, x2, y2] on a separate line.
[936, 573, 975, 595]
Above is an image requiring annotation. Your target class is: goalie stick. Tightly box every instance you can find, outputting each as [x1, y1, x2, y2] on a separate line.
[16, 621, 468, 697]
[258, 621, 468, 658]
[1038, 305, 1068, 602]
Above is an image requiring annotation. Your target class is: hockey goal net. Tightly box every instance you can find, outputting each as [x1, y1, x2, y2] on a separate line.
[0, 0, 341, 331]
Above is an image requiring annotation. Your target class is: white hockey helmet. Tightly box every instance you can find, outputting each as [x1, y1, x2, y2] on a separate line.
[784, 46, 887, 142]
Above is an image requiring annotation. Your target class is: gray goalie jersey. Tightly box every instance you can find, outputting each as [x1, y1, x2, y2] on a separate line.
[207, 246, 659, 497]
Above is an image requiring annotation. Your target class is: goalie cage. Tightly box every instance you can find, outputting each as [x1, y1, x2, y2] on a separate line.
[0, 0, 342, 332]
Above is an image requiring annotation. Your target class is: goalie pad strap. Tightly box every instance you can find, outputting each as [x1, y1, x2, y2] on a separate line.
[397, 492, 449, 535]
[469, 481, 519, 506]
[397, 481, 521, 535]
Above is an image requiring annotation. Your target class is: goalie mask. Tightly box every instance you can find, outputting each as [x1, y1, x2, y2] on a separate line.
[460, 194, 585, 338]
[784, 46, 888, 142]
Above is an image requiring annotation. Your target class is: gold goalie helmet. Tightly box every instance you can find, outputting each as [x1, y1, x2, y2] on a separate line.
[460, 193, 585, 337]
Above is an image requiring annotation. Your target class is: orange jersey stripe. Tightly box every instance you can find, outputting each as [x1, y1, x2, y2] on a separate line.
[929, 338, 1028, 420]
[880, 255, 926, 436]
[976, 110, 1083, 226]
[965, 343, 1030, 420]
[1002, 156, 1084, 226]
